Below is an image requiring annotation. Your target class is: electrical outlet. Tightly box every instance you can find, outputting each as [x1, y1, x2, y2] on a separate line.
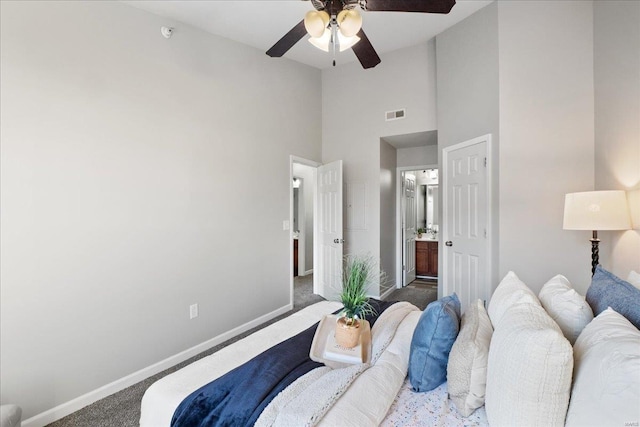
[189, 303, 198, 319]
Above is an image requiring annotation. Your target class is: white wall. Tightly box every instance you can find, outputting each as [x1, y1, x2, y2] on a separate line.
[379, 139, 397, 291]
[436, 2, 500, 290]
[498, 0, 595, 294]
[292, 163, 315, 274]
[397, 145, 438, 167]
[0, 1, 321, 421]
[322, 41, 438, 294]
[593, 0, 640, 278]
[437, 1, 598, 295]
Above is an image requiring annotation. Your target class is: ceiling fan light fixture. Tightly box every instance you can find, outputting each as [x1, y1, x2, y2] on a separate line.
[308, 27, 331, 52]
[337, 9, 362, 38]
[337, 32, 361, 52]
[304, 10, 330, 38]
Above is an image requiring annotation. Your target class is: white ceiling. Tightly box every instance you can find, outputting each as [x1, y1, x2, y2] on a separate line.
[383, 130, 438, 149]
[122, 0, 493, 70]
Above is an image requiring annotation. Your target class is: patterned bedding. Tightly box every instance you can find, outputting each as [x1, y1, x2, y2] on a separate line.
[383, 380, 488, 426]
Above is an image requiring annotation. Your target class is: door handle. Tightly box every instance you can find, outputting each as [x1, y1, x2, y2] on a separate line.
[333, 238, 344, 244]
[445, 241, 453, 247]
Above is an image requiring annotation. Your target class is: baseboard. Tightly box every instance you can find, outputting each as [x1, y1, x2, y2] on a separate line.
[303, 268, 313, 276]
[22, 302, 293, 427]
[379, 285, 396, 300]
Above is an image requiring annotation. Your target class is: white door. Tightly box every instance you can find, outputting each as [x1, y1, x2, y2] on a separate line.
[403, 173, 417, 286]
[442, 135, 492, 311]
[315, 160, 343, 300]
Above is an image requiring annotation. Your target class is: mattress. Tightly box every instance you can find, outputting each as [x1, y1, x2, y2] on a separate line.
[140, 300, 489, 426]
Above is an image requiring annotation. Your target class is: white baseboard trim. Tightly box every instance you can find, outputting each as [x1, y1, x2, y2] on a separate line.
[379, 285, 396, 300]
[303, 269, 313, 276]
[22, 303, 293, 427]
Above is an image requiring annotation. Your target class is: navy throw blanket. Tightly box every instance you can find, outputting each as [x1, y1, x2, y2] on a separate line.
[171, 299, 394, 427]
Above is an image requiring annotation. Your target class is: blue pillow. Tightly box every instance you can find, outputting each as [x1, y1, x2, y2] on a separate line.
[408, 293, 461, 392]
[586, 266, 640, 329]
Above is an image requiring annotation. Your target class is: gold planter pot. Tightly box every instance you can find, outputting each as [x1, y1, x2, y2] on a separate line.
[335, 317, 361, 348]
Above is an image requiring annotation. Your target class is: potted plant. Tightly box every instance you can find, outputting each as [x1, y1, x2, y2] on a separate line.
[417, 227, 426, 238]
[335, 255, 379, 348]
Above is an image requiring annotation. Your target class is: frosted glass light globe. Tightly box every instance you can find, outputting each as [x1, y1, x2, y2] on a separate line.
[337, 9, 362, 38]
[308, 28, 331, 52]
[304, 10, 330, 38]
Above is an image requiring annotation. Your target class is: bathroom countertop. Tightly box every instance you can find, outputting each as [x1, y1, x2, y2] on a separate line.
[415, 236, 438, 242]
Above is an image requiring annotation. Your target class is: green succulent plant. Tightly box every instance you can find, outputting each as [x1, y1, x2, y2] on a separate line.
[339, 255, 379, 325]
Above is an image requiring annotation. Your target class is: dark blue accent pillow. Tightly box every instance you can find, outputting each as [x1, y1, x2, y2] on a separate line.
[408, 293, 461, 392]
[586, 266, 640, 329]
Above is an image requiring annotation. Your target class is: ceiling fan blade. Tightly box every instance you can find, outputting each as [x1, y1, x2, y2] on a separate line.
[352, 29, 381, 69]
[363, 0, 456, 14]
[266, 20, 307, 57]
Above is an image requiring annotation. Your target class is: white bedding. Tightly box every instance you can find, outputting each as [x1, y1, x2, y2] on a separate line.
[140, 301, 342, 427]
[140, 301, 490, 427]
[258, 302, 421, 427]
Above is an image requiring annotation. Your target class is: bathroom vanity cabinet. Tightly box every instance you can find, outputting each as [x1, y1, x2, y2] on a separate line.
[416, 240, 438, 277]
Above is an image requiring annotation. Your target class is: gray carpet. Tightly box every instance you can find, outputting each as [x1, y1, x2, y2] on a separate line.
[46, 275, 435, 427]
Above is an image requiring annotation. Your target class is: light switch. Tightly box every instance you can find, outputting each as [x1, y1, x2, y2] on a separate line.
[283, 220, 290, 231]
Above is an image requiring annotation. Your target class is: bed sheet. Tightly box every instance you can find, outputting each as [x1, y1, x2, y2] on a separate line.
[382, 379, 489, 426]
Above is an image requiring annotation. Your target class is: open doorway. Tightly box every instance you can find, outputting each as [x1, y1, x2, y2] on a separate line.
[380, 130, 438, 304]
[290, 158, 318, 309]
[292, 164, 315, 278]
[396, 167, 440, 290]
[289, 156, 344, 306]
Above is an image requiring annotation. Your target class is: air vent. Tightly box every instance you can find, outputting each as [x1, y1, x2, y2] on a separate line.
[385, 108, 406, 121]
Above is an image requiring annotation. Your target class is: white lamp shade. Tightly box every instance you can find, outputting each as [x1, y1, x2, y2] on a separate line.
[563, 190, 631, 230]
[627, 189, 640, 229]
[304, 10, 330, 38]
[337, 9, 362, 38]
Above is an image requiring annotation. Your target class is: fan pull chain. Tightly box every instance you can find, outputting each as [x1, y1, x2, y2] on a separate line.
[331, 22, 337, 66]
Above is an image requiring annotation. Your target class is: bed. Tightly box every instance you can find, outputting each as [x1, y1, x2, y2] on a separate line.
[140, 300, 488, 427]
[141, 266, 640, 427]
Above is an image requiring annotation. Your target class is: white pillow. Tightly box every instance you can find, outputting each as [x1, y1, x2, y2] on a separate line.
[485, 303, 573, 427]
[447, 299, 494, 417]
[538, 274, 593, 344]
[627, 270, 640, 289]
[487, 271, 540, 328]
[565, 308, 640, 427]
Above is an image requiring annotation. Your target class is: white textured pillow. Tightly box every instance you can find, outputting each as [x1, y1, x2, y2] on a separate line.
[485, 303, 573, 427]
[627, 270, 640, 289]
[487, 271, 540, 328]
[447, 299, 494, 417]
[565, 308, 640, 427]
[538, 274, 593, 344]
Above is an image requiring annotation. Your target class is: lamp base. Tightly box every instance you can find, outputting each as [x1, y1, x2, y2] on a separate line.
[590, 230, 600, 276]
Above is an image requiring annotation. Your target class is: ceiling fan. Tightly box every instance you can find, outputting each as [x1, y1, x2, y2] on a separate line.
[266, 0, 456, 69]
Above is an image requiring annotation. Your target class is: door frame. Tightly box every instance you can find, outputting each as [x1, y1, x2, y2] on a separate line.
[290, 156, 321, 307]
[441, 134, 493, 301]
[395, 164, 438, 289]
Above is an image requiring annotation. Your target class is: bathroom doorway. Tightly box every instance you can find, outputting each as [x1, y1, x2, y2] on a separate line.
[292, 163, 316, 278]
[396, 166, 439, 288]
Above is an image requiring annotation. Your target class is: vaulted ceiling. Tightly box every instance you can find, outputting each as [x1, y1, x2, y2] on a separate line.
[122, 0, 493, 69]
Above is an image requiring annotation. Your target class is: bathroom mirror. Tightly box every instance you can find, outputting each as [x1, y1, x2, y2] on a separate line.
[414, 168, 438, 232]
[426, 184, 438, 229]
